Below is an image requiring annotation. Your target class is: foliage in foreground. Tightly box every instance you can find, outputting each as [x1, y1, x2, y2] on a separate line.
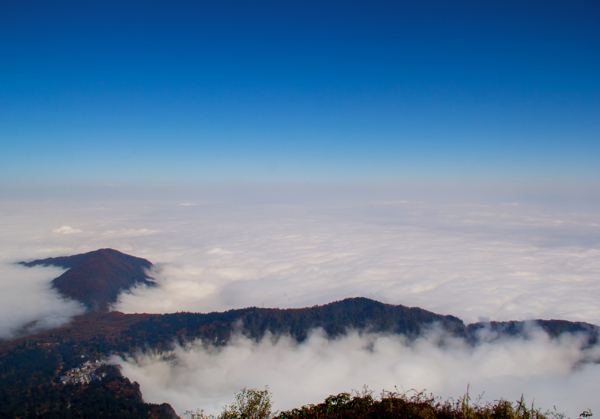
[187, 387, 592, 419]
[187, 388, 272, 419]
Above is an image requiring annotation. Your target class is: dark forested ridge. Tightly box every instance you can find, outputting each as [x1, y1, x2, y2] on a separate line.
[123, 297, 468, 349]
[0, 297, 468, 358]
[20, 248, 155, 311]
[2, 297, 599, 418]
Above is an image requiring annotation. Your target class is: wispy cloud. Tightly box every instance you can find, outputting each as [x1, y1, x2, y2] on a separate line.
[111, 327, 600, 417]
[53, 225, 83, 234]
[0, 262, 86, 339]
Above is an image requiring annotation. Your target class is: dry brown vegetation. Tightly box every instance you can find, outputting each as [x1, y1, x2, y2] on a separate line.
[187, 387, 591, 419]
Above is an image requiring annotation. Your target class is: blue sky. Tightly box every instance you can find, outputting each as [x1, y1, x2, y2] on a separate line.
[1, 0, 599, 189]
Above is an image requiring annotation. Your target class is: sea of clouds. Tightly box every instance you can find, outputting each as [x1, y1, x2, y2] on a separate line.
[1, 185, 599, 415]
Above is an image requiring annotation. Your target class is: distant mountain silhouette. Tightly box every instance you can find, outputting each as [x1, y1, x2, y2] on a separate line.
[20, 248, 154, 311]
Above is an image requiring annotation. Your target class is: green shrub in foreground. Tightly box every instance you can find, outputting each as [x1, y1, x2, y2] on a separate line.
[186, 387, 591, 419]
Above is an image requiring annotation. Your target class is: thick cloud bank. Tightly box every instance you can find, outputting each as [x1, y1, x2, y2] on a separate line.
[113, 200, 600, 324]
[1, 194, 600, 333]
[111, 327, 600, 417]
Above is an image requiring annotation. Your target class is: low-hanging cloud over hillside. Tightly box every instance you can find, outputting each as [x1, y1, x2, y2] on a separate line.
[111, 326, 600, 417]
[0, 261, 86, 339]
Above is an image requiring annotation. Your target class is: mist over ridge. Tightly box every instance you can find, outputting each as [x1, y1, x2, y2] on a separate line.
[113, 318, 600, 417]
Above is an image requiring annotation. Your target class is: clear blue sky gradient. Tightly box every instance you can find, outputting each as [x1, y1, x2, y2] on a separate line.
[1, 0, 599, 187]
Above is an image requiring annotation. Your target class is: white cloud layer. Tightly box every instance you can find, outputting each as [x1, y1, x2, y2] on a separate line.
[111, 327, 600, 417]
[104, 199, 599, 325]
[1, 188, 599, 413]
[2, 196, 600, 328]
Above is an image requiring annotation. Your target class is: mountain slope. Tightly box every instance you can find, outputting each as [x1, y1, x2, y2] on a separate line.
[20, 248, 154, 311]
